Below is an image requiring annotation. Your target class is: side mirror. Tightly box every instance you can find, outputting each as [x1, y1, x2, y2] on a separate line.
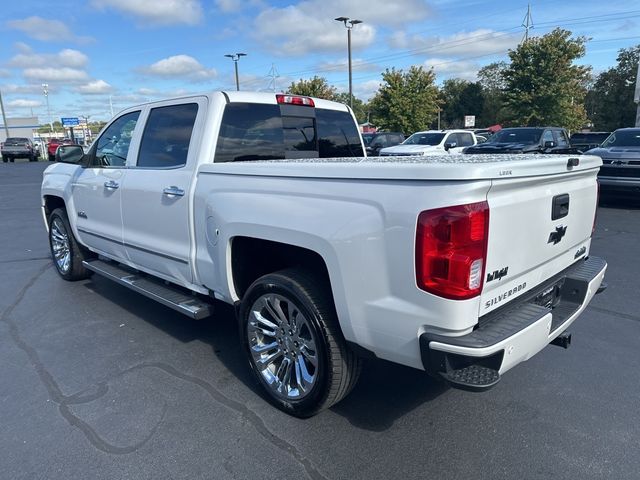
[56, 145, 84, 164]
[544, 140, 556, 149]
[444, 142, 457, 151]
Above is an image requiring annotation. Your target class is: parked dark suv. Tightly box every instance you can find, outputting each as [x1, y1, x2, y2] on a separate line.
[463, 127, 579, 154]
[585, 128, 640, 194]
[362, 132, 405, 156]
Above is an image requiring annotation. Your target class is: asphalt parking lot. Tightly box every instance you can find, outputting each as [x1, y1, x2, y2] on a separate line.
[1, 161, 639, 480]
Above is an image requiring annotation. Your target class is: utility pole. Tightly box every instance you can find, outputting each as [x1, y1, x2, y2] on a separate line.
[42, 83, 52, 132]
[634, 59, 640, 127]
[267, 63, 280, 93]
[521, 4, 533, 44]
[224, 53, 247, 91]
[109, 95, 114, 118]
[0, 89, 10, 139]
[335, 17, 363, 109]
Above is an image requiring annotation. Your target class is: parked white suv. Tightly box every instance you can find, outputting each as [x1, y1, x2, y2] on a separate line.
[379, 129, 477, 156]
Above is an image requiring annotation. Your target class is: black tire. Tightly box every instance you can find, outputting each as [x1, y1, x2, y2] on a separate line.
[240, 268, 361, 417]
[48, 153, 55, 162]
[8, 156, 14, 162]
[29, 154, 37, 162]
[48, 208, 94, 281]
[2, 156, 7, 163]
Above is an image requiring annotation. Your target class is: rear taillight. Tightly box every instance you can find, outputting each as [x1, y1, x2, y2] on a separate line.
[416, 201, 489, 300]
[592, 179, 600, 235]
[276, 94, 315, 107]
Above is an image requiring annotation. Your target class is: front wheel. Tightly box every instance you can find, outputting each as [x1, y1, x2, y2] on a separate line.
[48, 208, 94, 280]
[240, 268, 361, 417]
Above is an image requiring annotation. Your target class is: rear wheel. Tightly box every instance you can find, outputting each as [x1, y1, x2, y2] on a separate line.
[29, 154, 37, 162]
[48, 153, 55, 162]
[240, 268, 361, 417]
[48, 208, 94, 281]
[2, 156, 7, 163]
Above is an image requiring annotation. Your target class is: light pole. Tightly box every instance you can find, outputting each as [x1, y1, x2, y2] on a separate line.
[335, 16, 362, 109]
[42, 83, 52, 133]
[224, 53, 247, 91]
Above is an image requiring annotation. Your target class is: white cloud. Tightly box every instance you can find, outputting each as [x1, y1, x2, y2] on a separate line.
[76, 80, 114, 94]
[23, 67, 89, 83]
[0, 84, 48, 94]
[9, 48, 89, 69]
[253, 5, 377, 56]
[215, 0, 241, 12]
[316, 58, 381, 73]
[354, 79, 381, 101]
[0, 69, 11, 78]
[91, 0, 203, 26]
[6, 16, 92, 43]
[7, 99, 43, 108]
[140, 55, 216, 81]
[423, 58, 481, 81]
[389, 29, 519, 57]
[252, 0, 429, 55]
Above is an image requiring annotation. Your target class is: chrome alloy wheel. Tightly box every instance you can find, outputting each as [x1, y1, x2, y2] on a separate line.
[248, 293, 319, 401]
[50, 218, 71, 273]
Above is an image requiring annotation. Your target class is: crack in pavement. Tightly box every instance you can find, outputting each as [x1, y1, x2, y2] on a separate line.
[0, 256, 52, 264]
[589, 305, 640, 323]
[1, 261, 166, 455]
[1, 261, 329, 480]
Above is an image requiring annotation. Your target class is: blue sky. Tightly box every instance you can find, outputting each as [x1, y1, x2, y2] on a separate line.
[1, 0, 639, 122]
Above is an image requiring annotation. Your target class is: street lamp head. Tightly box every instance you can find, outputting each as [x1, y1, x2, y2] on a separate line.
[224, 54, 234, 58]
[334, 16, 349, 22]
[350, 19, 363, 25]
[237, 53, 247, 57]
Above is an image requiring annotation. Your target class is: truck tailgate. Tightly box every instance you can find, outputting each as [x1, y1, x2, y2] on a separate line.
[480, 166, 600, 316]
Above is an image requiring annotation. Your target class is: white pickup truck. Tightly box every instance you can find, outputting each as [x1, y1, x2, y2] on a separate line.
[42, 92, 607, 417]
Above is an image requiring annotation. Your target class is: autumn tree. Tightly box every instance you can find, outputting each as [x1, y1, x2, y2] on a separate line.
[440, 79, 484, 128]
[477, 61, 508, 125]
[502, 29, 590, 130]
[287, 76, 337, 100]
[586, 44, 640, 130]
[369, 66, 440, 133]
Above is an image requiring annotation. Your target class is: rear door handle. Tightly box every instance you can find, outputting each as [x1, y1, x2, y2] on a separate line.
[104, 180, 119, 190]
[163, 186, 185, 197]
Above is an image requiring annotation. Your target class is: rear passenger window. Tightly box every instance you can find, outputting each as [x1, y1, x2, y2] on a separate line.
[137, 103, 198, 168]
[458, 133, 474, 147]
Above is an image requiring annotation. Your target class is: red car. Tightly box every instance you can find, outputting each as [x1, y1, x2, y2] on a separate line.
[47, 138, 77, 161]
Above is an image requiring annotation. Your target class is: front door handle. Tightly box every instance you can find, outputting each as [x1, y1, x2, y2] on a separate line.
[104, 180, 119, 190]
[163, 186, 185, 197]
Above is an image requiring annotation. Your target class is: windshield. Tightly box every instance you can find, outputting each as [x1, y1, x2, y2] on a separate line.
[490, 128, 543, 145]
[403, 132, 445, 146]
[602, 130, 640, 147]
[6, 137, 29, 143]
[361, 133, 374, 146]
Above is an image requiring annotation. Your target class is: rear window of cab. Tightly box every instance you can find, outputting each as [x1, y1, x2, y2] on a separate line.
[214, 103, 363, 162]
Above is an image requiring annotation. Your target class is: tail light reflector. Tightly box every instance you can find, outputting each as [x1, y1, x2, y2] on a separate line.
[416, 201, 489, 300]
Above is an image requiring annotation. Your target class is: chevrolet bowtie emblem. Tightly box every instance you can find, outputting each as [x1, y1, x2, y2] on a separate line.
[548, 225, 567, 245]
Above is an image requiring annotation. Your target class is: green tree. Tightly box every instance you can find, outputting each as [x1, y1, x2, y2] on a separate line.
[287, 76, 337, 100]
[369, 66, 440, 133]
[477, 61, 508, 125]
[503, 28, 590, 131]
[586, 44, 640, 130]
[440, 79, 484, 128]
[334, 92, 368, 124]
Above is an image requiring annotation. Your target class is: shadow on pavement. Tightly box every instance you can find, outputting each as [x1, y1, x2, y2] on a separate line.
[83, 274, 449, 430]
